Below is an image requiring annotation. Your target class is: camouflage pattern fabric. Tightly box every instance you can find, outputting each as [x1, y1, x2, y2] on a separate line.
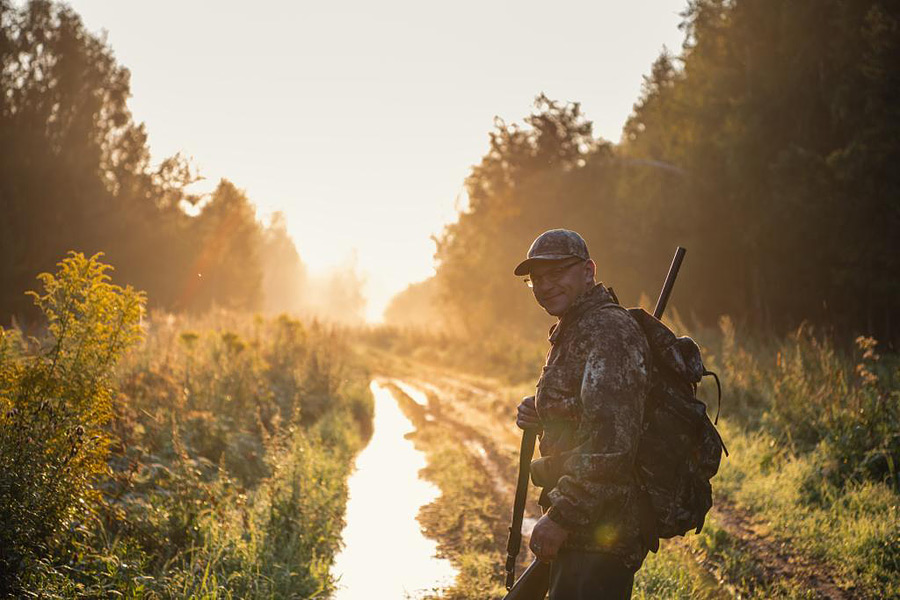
[532, 283, 652, 570]
[514, 229, 591, 276]
[628, 307, 725, 543]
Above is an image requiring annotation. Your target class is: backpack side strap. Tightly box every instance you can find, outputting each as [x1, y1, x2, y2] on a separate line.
[702, 369, 722, 425]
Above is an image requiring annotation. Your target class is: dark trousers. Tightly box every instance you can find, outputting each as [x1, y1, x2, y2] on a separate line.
[548, 551, 635, 600]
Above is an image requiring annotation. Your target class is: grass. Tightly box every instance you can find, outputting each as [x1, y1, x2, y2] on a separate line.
[692, 317, 900, 598]
[698, 423, 900, 598]
[633, 540, 723, 600]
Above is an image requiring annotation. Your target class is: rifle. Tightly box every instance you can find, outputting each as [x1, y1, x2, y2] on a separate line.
[504, 424, 540, 591]
[501, 246, 687, 600]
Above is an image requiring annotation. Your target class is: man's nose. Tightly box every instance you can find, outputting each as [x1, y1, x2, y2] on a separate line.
[533, 278, 559, 294]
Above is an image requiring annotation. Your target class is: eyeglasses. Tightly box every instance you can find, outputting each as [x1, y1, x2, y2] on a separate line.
[523, 258, 585, 288]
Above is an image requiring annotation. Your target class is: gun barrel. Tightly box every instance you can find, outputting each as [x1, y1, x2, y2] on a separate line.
[653, 246, 686, 320]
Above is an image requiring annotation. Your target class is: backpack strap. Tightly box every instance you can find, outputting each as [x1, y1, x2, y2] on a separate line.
[702, 369, 722, 425]
[700, 367, 729, 456]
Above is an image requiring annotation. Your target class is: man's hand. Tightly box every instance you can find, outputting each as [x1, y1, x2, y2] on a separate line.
[516, 395, 541, 430]
[529, 514, 569, 562]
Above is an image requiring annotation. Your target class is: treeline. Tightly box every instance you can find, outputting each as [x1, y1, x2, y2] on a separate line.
[0, 1, 365, 325]
[388, 0, 899, 346]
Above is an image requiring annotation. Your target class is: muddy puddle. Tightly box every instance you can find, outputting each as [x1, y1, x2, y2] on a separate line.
[331, 380, 456, 599]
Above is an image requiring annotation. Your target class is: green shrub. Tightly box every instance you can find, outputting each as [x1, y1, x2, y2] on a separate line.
[0, 252, 144, 593]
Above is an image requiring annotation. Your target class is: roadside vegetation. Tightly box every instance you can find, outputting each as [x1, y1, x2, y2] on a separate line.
[689, 319, 900, 599]
[0, 253, 373, 598]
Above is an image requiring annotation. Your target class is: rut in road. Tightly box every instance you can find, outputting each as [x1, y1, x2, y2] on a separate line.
[703, 501, 851, 600]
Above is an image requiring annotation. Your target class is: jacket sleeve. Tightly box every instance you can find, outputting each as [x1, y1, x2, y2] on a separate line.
[545, 309, 651, 530]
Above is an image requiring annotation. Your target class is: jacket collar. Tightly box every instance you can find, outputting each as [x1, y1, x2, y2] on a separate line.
[548, 283, 614, 344]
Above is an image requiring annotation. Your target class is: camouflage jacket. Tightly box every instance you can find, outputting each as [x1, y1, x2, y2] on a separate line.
[533, 283, 652, 569]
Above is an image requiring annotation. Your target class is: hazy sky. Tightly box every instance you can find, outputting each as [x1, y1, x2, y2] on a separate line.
[65, 0, 687, 321]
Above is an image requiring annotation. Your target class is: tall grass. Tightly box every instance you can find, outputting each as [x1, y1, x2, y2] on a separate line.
[692, 319, 900, 598]
[0, 253, 373, 597]
[711, 317, 899, 490]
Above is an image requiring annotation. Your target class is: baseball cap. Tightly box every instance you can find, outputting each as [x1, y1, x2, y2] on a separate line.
[514, 229, 590, 276]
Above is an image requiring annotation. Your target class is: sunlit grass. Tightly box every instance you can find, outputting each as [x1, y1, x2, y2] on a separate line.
[705, 423, 900, 598]
[634, 541, 723, 599]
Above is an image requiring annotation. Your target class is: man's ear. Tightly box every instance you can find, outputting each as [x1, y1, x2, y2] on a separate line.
[586, 259, 597, 282]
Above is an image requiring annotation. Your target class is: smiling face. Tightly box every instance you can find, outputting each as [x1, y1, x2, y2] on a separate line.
[528, 257, 596, 317]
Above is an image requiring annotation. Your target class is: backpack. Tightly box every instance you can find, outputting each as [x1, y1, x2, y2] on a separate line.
[624, 306, 728, 551]
[536, 288, 728, 550]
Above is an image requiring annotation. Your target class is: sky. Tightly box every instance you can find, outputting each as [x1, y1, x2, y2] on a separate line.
[64, 0, 688, 321]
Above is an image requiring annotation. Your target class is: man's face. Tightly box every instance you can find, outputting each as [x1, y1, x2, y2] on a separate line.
[528, 257, 595, 317]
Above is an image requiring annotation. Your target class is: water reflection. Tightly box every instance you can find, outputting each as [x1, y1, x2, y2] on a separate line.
[332, 380, 457, 599]
[392, 379, 429, 407]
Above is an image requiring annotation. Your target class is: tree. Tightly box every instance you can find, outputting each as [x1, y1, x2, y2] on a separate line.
[0, 1, 295, 322]
[410, 0, 900, 345]
[184, 180, 264, 312]
[261, 212, 308, 315]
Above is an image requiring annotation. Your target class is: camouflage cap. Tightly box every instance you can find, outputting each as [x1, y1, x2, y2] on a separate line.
[514, 229, 590, 276]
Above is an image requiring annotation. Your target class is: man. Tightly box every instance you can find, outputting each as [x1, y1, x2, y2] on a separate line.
[514, 229, 652, 599]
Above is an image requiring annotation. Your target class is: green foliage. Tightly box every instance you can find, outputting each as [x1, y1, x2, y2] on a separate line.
[687, 321, 900, 597]
[633, 541, 722, 599]
[425, 95, 601, 336]
[711, 321, 900, 490]
[0, 252, 145, 592]
[185, 180, 266, 313]
[708, 424, 900, 598]
[637, 0, 900, 338]
[70, 311, 372, 594]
